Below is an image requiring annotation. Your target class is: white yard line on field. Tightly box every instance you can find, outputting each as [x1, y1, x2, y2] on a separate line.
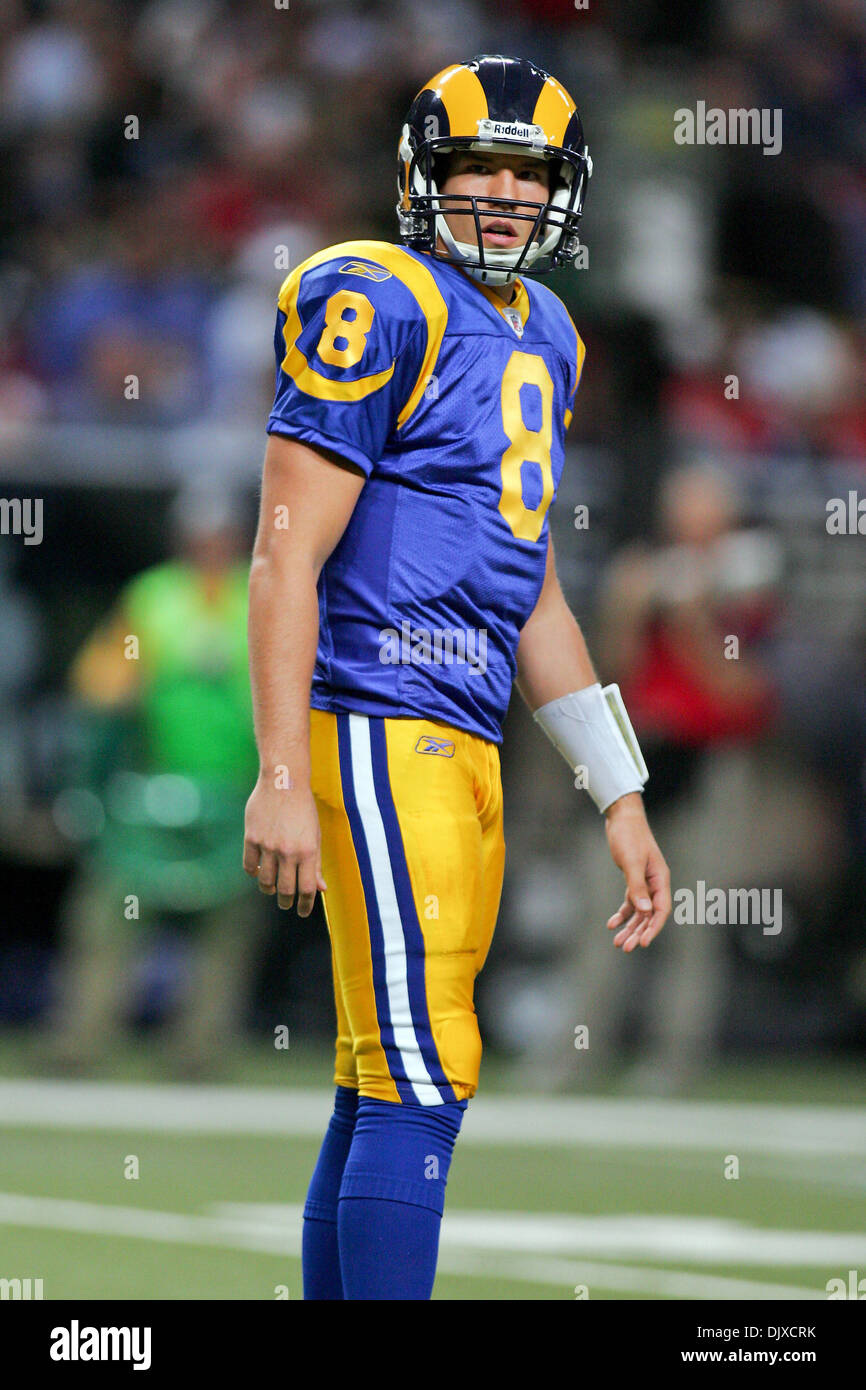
[212, 1201, 866, 1270]
[1, 1080, 865, 1156]
[434, 1252, 826, 1300]
[0, 1192, 849, 1299]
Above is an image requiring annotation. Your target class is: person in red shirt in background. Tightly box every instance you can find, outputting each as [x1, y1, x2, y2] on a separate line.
[567, 462, 785, 1093]
[603, 462, 779, 793]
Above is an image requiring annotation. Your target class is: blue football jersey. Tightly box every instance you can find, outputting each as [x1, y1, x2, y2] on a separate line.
[267, 239, 585, 744]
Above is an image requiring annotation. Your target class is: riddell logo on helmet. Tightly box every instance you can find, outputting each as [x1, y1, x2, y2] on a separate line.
[476, 119, 547, 145]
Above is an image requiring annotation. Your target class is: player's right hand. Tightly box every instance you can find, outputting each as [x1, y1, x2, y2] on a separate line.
[243, 776, 327, 918]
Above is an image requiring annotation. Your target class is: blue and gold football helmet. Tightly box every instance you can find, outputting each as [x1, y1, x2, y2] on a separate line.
[397, 54, 592, 286]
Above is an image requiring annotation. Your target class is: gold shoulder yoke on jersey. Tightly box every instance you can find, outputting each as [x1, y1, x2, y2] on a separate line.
[277, 241, 447, 428]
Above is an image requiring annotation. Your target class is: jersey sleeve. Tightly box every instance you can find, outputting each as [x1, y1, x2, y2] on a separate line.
[267, 251, 429, 476]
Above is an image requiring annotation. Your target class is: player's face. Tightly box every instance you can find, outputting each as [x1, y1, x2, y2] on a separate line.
[436, 150, 551, 254]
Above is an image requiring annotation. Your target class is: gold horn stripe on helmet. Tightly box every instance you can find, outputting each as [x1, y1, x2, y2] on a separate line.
[398, 132, 412, 210]
[423, 63, 489, 136]
[532, 76, 576, 147]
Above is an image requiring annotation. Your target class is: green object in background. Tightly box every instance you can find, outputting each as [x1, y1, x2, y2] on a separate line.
[57, 560, 258, 911]
[123, 560, 256, 788]
[91, 772, 249, 912]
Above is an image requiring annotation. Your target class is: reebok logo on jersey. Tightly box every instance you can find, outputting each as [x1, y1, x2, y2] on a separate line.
[339, 261, 392, 281]
[414, 735, 456, 758]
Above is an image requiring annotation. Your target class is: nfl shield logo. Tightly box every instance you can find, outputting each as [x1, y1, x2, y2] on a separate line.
[504, 307, 524, 337]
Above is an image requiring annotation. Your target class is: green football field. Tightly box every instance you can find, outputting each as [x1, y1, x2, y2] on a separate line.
[1, 1036, 865, 1301]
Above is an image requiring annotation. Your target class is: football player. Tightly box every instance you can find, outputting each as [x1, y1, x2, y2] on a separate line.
[243, 54, 671, 1300]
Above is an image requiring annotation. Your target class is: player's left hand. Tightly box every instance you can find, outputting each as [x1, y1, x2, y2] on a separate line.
[603, 792, 671, 951]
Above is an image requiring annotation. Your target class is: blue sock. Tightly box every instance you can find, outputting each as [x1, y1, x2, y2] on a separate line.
[338, 1197, 442, 1301]
[302, 1085, 358, 1299]
[337, 1095, 466, 1300]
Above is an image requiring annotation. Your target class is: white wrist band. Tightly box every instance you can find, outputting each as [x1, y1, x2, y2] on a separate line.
[532, 682, 649, 813]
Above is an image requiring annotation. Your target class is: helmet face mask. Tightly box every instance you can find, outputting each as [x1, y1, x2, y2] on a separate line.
[396, 57, 591, 287]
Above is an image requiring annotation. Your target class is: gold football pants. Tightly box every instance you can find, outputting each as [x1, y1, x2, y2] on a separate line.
[310, 708, 505, 1104]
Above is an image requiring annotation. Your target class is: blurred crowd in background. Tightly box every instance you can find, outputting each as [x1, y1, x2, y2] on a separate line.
[1, 0, 865, 1088]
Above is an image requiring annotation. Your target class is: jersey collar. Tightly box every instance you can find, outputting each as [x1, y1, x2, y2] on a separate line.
[477, 276, 530, 337]
[419, 249, 532, 337]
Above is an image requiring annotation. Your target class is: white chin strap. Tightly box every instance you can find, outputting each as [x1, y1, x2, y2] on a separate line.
[435, 216, 528, 287]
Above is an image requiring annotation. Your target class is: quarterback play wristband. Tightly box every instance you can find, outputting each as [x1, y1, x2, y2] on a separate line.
[532, 682, 648, 813]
